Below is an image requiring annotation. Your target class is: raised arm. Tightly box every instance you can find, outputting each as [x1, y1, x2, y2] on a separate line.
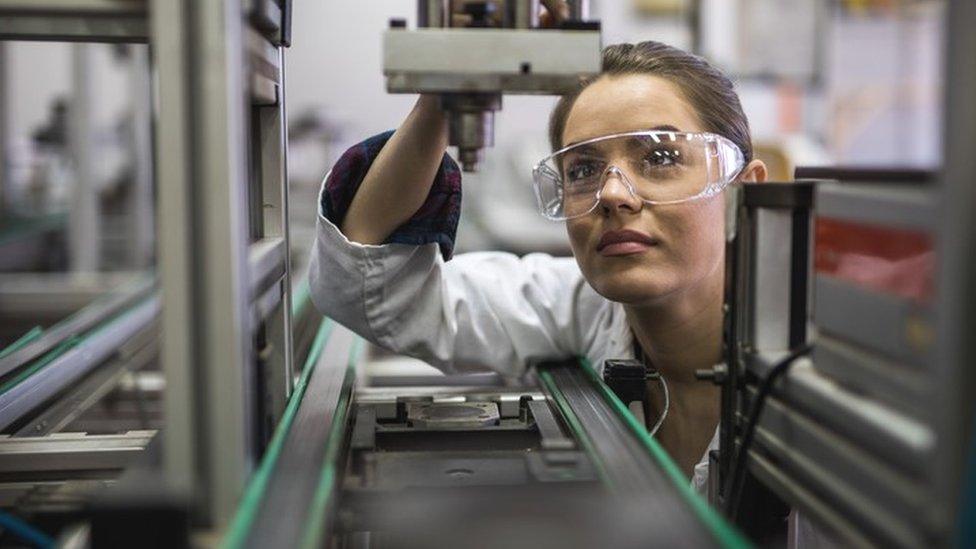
[340, 95, 448, 245]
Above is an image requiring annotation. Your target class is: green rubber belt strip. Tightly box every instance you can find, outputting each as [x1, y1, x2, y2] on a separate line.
[0, 295, 157, 395]
[0, 336, 80, 395]
[0, 273, 153, 374]
[575, 357, 751, 549]
[221, 318, 335, 549]
[300, 337, 364, 549]
[0, 326, 43, 360]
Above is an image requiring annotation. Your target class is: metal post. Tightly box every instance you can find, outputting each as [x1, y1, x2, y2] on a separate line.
[568, 0, 589, 20]
[68, 43, 99, 272]
[126, 45, 154, 269]
[937, 0, 976, 542]
[151, 0, 255, 528]
[0, 42, 8, 218]
[418, 0, 448, 28]
[255, 46, 294, 428]
[510, 0, 539, 28]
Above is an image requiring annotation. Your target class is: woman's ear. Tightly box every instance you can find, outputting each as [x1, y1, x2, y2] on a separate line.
[739, 159, 768, 183]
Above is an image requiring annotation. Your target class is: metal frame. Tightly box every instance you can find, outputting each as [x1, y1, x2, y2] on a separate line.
[149, 0, 296, 528]
[0, 0, 298, 534]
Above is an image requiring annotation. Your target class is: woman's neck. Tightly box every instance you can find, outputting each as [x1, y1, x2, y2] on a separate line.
[623, 265, 725, 385]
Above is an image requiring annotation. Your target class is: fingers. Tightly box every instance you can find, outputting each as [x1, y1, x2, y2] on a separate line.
[540, 0, 571, 27]
[448, 0, 571, 28]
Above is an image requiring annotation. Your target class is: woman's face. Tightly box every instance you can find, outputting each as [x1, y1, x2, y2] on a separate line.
[562, 74, 728, 307]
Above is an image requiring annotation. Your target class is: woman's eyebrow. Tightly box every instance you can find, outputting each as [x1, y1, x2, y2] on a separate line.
[567, 144, 600, 156]
[562, 125, 686, 149]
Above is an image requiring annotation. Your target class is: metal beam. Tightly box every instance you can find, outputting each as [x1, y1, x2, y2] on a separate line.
[0, 430, 154, 475]
[151, 0, 255, 528]
[0, 0, 148, 43]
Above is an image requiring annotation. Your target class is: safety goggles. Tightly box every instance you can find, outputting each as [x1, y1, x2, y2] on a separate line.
[532, 130, 746, 221]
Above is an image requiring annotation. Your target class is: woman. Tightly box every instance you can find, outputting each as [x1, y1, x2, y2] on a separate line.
[309, 41, 767, 486]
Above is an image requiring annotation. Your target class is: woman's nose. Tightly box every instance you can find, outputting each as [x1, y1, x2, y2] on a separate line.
[598, 166, 643, 214]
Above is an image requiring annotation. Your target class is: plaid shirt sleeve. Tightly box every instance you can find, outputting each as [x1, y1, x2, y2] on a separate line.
[320, 130, 462, 260]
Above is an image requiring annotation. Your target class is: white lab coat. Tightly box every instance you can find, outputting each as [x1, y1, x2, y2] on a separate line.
[308, 180, 832, 546]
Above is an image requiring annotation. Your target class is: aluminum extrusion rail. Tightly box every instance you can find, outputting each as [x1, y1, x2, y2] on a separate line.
[223, 320, 362, 549]
[0, 429, 154, 478]
[0, 276, 154, 380]
[0, 295, 159, 431]
[537, 359, 750, 549]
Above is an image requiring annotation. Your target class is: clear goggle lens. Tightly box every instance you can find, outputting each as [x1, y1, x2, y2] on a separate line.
[532, 130, 745, 220]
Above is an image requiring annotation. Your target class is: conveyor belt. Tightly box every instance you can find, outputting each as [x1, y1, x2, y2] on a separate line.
[538, 359, 749, 549]
[223, 319, 362, 549]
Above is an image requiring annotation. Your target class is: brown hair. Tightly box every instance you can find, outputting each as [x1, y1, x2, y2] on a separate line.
[548, 41, 752, 162]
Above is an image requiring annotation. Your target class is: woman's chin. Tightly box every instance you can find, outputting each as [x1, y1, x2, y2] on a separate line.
[590, 274, 680, 305]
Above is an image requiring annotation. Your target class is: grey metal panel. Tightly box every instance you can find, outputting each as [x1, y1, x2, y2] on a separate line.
[383, 29, 601, 75]
[747, 357, 935, 476]
[0, 297, 159, 431]
[755, 394, 932, 535]
[813, 334, 931, 421]
[750, 208, 793, 351]
[746, 451, 875, 549]
[813, 275, 933, 368]
[751, 420, 930, 549]
[815, 181, 937, 231]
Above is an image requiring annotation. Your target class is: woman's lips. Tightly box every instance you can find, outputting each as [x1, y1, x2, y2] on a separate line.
[597, 229, 659, 256]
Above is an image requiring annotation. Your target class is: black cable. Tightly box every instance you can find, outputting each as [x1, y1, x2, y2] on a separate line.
[724, 343, 813, 520]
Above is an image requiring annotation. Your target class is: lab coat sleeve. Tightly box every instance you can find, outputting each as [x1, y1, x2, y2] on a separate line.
[308, 186, 583, 376]
[320, 130, 462, 259]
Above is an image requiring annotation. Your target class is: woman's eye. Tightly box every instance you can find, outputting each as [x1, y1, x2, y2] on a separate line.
[644, 148, 681, 169]
[566, 161, 601, 181]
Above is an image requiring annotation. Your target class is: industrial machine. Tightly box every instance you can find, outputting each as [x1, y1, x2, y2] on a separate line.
[0, 0, 301, 542]
[219, 325, 747, 549]
[382, 0, 601, 171]
[708, 1, 976, 546]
